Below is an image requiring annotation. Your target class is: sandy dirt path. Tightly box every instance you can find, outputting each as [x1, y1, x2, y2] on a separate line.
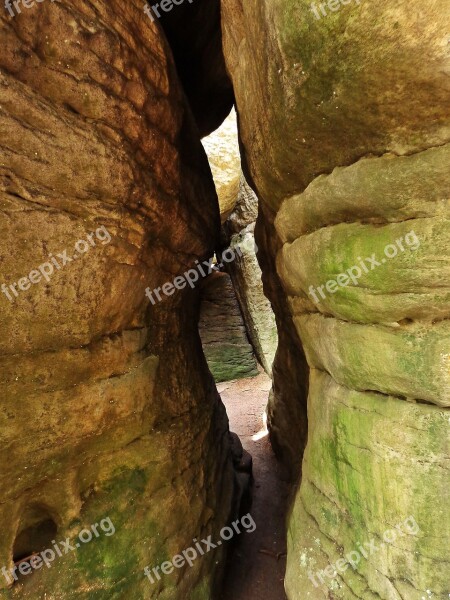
[218, 372, 291, 600]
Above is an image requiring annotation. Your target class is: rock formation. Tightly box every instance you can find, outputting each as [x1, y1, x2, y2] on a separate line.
[1, 0, 449, 598]
[202, 109, 241, 222]
[199, 271, 259, 382]
[0, 2, 239, 597]
[222, 0, 450, 597]
[223, 177, 278, 376]
[202, 111, 278, 380]
[154, 0, 234, 137]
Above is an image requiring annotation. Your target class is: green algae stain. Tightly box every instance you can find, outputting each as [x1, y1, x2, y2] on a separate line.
[191, 577, 213, 600]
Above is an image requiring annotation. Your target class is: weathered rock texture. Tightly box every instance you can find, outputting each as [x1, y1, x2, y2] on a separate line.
[199, 272, 259, 382]
[202, 108, 241, 222]
[203, 112, 278, 377]
[223, 177, 278, 376]
[225, 175, 259, 237]
[0, 3, 238, 598]
[222, 0, 450, 597]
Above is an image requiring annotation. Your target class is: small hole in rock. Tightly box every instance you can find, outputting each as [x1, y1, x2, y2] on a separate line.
[12, 505, 58, 577]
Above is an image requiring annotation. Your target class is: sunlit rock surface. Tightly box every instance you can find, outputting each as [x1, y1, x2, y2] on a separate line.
[202, 109, 241, 223]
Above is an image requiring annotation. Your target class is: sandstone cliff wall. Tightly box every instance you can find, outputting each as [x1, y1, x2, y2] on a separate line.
[222, 0, 450, 597]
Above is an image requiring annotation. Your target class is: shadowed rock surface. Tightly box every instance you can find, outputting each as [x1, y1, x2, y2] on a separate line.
[222, 179, 278, 376]
[203, 116, 278, 380]
[151, 0, 234, 136]
[199, 272, 259, 382]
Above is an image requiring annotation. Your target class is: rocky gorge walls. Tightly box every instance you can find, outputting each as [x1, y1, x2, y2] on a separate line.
[223, 176, 279, 378]
[0, 2, 240, 598]
[2, 0, 449, 598]
[199, 109, 278, 382]
[222, 0, 450, 598]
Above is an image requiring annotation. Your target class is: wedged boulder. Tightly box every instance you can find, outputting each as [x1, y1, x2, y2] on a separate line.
[0, 3, 237, 597]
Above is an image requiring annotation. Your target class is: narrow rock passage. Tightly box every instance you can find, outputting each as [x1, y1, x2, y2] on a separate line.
[218, 372, 290, 600]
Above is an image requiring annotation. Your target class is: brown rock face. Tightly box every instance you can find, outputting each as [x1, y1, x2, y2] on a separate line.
[222, 0, 450, 210]
[2, 0, 449, 597]
[222, 0, 450, 598]
[0, 2, 237, 597]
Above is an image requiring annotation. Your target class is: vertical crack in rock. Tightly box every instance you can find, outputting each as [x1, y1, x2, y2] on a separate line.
[147, 0, 234, 136]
